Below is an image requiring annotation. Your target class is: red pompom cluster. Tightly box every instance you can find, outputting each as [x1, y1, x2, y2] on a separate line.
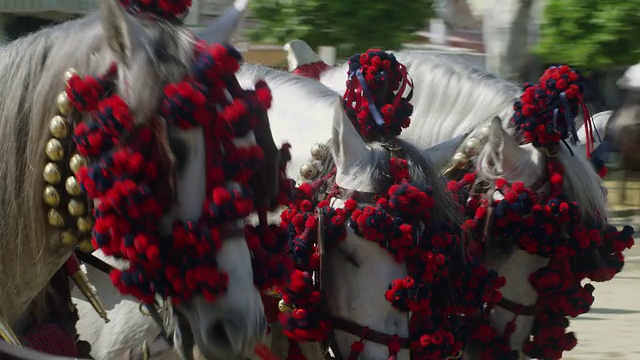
[278, 158, 504, 359]
[343, 49, 414, 141]
[68, 40, 292, 305]
[451, 158, 635, 358]
[511, 65, 600, 158]
[118, 0, 192, 19]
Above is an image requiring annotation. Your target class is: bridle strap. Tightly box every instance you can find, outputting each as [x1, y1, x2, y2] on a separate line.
[496, 298, 537, 316]
[73, 250, 173, 345]
[330, 316, 411, 349]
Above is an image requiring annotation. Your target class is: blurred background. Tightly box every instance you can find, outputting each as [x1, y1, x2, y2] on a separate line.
[1, 0, 639, 208]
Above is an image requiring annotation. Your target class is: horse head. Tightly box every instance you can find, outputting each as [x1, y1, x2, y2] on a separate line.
[63, 1, 279, 358]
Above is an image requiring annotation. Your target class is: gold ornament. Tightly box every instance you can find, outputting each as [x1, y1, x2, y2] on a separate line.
[278, 299, 293, 313]
[56, 91, 73, 116]
[43, 185, 61, 207]
[452, 152, 469, 169]
[45, 138, 64, 161]
[69, 154, 88, 174]
[464, 138, 481, 156]
[61, 231, 78, 247]
[68, 199, 86, 217]
[77, 216, 93, 233]
[65, 176, 82, 196]
[78, 239, 94, 253]
[48, 209, 65, 227]
[49, 115, 69, 139]
[299, 162, 319, 180]
[43, 162, 62, 184]
[310, 143, 329, 161]
[266, 287, 282, 298]
[64, 68, 78, 83]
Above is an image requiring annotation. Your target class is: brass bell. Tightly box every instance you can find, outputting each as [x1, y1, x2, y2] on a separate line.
[43, 185, 61, 207]
[69, 154, 88, 174]
[56, 91, 73, 116]
[452, 152, 469, 169]
[78, 238, 94, 253]
[43, 162, 62, 184]
[266, 287, 282, 298]
[310, 143, 329, 161]
[48, 209, 65, 227]
[49, 115, 69, 139]
[476, 126, 490, 142]
[278, 299, 293, 313]
[77, 216, 93, 233]
[464, 138, 480, 156]
[61, 231, 78, 247]
[299, 162, 319, 180]
[64, 68, 78, 82]
[45, 138, 64, 162]
[68, 199, 86, 217]
[65, 176, 82, 196]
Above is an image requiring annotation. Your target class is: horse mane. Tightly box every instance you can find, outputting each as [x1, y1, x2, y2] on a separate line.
[321, 51, 523, 145]
[0, 15, 108, 319]
[0, 10, 195, 321]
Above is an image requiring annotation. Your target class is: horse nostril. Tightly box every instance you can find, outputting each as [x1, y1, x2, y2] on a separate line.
[207, 320, 232, 348]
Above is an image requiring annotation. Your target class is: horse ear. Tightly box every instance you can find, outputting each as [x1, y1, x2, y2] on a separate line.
[488, 116, 525, 172]
[100, 0, 148, 63]
[331, 100, 370, 171]
[421, 133, 468, 171]
[197, 0, 249, 44]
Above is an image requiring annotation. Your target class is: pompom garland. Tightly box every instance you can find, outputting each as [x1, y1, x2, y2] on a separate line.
[343, 49, 414, 142]
[67, 40, 293, 305]
[442, 64, 634, 359]
[279, 159, 505, 359]
[449, 163, 634, 358]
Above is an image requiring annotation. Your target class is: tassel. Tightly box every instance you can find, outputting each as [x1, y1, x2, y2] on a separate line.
[63, 254, 110, 323]
[346, 340, 364, 360]
[286, 338, 306, 360]
[387, 335, 401, 360]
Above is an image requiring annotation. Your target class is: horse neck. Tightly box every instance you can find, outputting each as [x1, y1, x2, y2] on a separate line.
[485, 249, 549, 359]
[325, 198, 410, 360]
[0, 14, 114, 325]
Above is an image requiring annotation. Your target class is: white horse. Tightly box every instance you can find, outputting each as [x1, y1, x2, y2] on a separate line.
[0, 0, 275, 359]
[283, 41, 611, 152]
[464, 116, 609, 359]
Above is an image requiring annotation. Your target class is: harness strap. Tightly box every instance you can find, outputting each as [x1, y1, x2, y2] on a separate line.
[330, 316, 411, 349]
[495, 298, 537, 316]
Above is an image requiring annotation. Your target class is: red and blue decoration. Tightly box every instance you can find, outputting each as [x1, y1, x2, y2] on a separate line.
[511, 65, 600, 159]
[118, 0, 192, 19]
[447, 64, 636, 359]
[67, 39, 293, 305]
[343, 49, 414, 142]
[278, 48, 506, 360]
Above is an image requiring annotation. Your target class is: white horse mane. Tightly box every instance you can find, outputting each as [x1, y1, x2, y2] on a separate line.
[320, 51, 523, 147]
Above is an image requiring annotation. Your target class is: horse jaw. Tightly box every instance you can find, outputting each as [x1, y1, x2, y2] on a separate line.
[330, 100, 374, 191]
[325, 199, 410, 360]
[197, 0, 250, 44]
[163, 128, 265, 360]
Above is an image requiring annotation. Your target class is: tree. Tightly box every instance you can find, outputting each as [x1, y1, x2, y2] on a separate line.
[535, 0, 640, 73]
[247, 0, 434, 57]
